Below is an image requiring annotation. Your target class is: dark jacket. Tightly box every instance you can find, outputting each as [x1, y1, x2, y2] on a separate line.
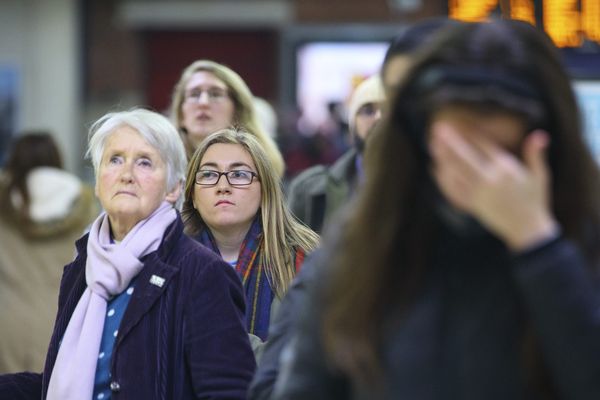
[287, 149, 357, 233]
[0, 215, 256, 399]
[248, 250, 323, 400]
[273, 233, 600, 400]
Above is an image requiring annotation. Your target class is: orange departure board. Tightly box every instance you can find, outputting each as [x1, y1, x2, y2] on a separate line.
[544, 0, 581, 47]
[583, 0, 600, 43]
[449, 0, 600, 48]
[448, 0, 500, 22]
[511, 0, 536, 25]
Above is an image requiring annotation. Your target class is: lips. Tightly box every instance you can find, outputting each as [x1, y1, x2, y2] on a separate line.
[115, 190, 136, 197]
[215, 200, 233, 206]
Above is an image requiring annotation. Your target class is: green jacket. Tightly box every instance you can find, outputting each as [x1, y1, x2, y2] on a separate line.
[286, 149, 358, 233]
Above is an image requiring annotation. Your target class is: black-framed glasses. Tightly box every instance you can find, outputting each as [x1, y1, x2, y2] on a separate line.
[195, 170, 259, 187]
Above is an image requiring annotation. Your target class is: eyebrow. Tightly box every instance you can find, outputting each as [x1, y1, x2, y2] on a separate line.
[105, 149, 156, 159]
[186, 85, 227, 92]
[199, 161, 253, 170]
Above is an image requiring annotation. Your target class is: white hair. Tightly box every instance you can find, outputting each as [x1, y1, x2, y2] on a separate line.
[86, 108, 187, 207]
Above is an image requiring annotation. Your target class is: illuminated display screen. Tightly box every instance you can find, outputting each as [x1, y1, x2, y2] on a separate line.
[296, 42, 388, 132]
[449, 0, 600, 48]
[574, 81, 600, 163]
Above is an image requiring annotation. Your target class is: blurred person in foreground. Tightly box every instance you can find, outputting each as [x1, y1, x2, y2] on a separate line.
[0, 132, 99, 373]
[182, 128, 319, 358]
[380, 17, 459, 92]
[0, 109, 255, 399]
[286, 75, 385, 233]
[248, 18, 453, 400]
[273, 19, 600, 400]
[168, 59, 285, 176]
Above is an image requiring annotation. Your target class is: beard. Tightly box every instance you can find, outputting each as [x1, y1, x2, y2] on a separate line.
[352, 121, 380, 154]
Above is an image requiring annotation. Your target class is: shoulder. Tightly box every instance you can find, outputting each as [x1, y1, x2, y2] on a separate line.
[287, 164, 330, 195]
[288, 149, 357, 193]
[328, 149, 357, 181]
[169, 233, 242, 289]
[289, 164, 329, 185]
[167, 235, 247, 320]
[158, 216, 221, 266]
[169, 233, 225, 271]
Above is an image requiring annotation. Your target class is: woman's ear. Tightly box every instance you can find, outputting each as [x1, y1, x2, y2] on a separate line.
[165, 180, 183, 205]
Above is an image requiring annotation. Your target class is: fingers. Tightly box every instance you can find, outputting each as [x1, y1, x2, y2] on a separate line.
[522, 129, 550, 183]
[429, 121, 487, 183]
[431, 160, 473, 211]
[429, 121, 487, 213]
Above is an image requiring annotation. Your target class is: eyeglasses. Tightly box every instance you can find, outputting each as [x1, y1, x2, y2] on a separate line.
[195, 170, 259, 187]
[184, 87, 229, 104]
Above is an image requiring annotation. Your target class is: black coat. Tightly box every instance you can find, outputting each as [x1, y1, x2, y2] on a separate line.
[273, 232, 600, 400]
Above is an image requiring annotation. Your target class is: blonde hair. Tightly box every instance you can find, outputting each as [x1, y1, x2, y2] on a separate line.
[182, 128, 319, 297]
[169, 59, 285, 177]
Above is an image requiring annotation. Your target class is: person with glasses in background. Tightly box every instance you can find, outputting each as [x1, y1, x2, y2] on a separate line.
[182, 128, 319, 358]
[168, 60, 285, 178]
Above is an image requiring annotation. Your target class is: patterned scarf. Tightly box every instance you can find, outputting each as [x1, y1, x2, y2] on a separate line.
[46, 201, 176, 400]
[197, 216, 274, 340]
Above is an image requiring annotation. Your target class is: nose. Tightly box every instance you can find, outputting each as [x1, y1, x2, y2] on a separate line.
[119, 162, 134, 183]
[195, 91, 211, 105]
[373, 108, 382, 121]
[215, 173, 232, 193]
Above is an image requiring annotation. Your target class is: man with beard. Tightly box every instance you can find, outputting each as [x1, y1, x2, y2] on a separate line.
[287, 75, 385, 233]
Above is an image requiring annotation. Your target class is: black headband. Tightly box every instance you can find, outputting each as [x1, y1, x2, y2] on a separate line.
[413, 65, 542, 102]
[399, 64, 546, 163]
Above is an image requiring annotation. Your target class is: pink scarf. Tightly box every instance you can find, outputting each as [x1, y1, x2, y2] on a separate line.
[46, 201, 176, 400]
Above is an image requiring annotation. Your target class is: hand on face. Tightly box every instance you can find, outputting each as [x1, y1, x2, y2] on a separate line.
[429, 119, 559, 251]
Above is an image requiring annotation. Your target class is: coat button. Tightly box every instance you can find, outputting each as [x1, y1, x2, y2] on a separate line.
[110, 381, 121, 392]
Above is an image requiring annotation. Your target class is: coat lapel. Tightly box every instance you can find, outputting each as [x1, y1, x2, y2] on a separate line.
[115, 257, 179, 343]
[52, 236, 89, 344]
[113, 218, 183, 345]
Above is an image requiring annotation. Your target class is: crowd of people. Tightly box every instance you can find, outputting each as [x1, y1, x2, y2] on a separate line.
[1, 17, 599, 400]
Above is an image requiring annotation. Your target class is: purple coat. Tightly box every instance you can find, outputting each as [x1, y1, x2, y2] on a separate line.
[0, 216, 256, 399]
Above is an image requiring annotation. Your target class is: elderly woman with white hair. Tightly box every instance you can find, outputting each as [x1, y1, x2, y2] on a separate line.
[0, 108, 256, 399]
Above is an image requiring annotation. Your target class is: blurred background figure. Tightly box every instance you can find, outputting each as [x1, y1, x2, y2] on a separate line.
[182, 128, 319, 357]
[3, 1, 600, 187]
[0, 131, 99, 373]
[253, 96, 279, 140]
[286, 75, 385, 233]
[274, 19, 600, 399]
[168, 59, 285, 176]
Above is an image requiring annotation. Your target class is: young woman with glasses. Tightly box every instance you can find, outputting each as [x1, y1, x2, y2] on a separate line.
[181, 128, 319, 357]
[168, 60, 285, 177]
